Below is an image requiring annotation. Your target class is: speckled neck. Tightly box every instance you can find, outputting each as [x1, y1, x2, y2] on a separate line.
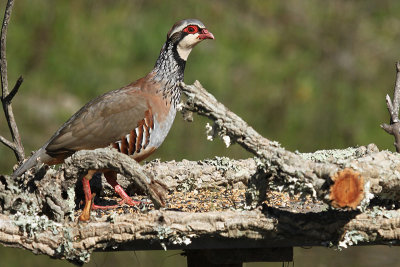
[152, 41, 185, 107]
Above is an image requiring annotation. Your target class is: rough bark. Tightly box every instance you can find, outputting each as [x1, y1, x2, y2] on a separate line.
[180, 81, 400, 208]
[1, 141, 400, 264]
[0, 81, 400, 264]
[1, 1, 400, 265]
[0, 201, 399, 264]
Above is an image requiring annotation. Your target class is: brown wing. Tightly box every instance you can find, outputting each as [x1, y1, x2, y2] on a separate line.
[45, 79, 155, 158]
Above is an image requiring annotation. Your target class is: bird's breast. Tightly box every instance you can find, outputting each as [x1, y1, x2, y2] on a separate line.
[148, 104, 177, 148]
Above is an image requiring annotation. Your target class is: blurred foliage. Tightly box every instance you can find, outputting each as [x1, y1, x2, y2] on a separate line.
[1, 0, 400, 266]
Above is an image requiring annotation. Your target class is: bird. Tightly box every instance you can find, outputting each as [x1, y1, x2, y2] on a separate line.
[12, 19, 214, 221]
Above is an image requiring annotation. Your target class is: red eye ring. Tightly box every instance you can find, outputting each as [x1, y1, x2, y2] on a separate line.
[183, 25, 199, 34]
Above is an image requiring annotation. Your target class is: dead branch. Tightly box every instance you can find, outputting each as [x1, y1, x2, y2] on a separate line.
[2, 145, 400, 264]
[0, 0, 25, 162]
[381, 62, 400, 152]
[63, 148, 168, 208]
[0, 78, 398, 264]
[181, 81, 400, 209]
[0, 200, 399, 264]
[0, 1, 400, 264]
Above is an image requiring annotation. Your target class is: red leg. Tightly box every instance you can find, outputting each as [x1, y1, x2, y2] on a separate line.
[82, 173, 92, 203]
[79, 170, 97, 221]
[104, 171, 141, 206]
[79, 170, 142, 221]
[79, 170, 121, 222]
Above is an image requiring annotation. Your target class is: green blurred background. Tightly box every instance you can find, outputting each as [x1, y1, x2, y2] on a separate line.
[1, 0, 400, 266]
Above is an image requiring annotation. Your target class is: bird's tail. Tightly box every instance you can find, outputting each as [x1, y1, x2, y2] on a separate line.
[12, 148, 50, 178]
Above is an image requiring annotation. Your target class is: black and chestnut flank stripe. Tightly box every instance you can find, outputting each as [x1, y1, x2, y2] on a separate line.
[112, 110, 154, 155]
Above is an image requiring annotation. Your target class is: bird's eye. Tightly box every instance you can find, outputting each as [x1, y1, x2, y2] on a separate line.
[183, 25, 199, 34]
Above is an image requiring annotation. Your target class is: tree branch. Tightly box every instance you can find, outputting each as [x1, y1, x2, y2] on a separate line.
[0, 0, 25, 162]
[181, 81, 400, 209]
[63, 148, 168, 209]
[180, 81, 276, 158]
[0, 137, 399, 264]
[0, 2, 399, 263]
[381, 62, 400, 152]
[1, 80, 399, 263]
[0, 134, 15, 150]
[4, 75, 23, 103]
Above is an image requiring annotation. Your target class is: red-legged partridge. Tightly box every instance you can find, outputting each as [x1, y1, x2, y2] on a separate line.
[13, 19, 214, 220]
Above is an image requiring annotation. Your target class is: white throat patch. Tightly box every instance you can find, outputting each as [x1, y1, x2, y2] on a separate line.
[177, 34, 201, 61]
[177, 46, 192, 61]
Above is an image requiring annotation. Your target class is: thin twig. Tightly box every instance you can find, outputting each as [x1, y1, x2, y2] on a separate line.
[385, 94, 395, 123]
[0, 0, 25, 162]
[0, 134, 15, 149]
[4, 75, 23, 103]
[381, 62, 400, 152]
[392, 62, 400, 119]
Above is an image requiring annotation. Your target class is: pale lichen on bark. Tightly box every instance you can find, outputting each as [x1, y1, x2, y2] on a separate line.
[1, 1, 400, 262]
[181, 81, 400, 206]
[0, 81, 400, 264]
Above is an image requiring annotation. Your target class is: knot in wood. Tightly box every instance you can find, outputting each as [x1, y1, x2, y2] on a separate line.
[329, 168, 364, 209]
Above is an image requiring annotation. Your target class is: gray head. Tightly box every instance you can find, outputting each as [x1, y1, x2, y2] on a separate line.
[166, 19, 214, 61]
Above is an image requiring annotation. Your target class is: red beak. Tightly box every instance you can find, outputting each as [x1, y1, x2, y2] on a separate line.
[198, 29, 215, 40]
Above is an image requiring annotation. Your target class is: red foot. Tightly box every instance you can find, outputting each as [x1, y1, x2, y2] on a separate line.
[105, 172, 142, 207]
[80, 171, 145, 221]
[91, 195, 141, 210]
[91, 204, 119, 210]
[118, 197, 141, 206]
[90, 199, 142, 210]
[114, 184, 141, 206]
